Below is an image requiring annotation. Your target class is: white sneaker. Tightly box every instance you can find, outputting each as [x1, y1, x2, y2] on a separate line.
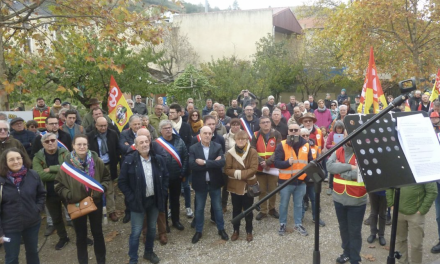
[186, 208, 194, 218]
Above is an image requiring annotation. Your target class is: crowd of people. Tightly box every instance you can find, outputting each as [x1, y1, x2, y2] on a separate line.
[0, 88, 439, 264]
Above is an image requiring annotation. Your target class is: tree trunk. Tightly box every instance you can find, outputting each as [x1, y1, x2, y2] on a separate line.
[0, 27, 9, 110]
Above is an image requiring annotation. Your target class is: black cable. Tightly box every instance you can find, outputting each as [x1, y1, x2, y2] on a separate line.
[38, 236, 48, 253]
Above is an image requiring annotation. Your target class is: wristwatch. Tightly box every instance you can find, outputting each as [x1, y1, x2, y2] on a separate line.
[204, 160, 206, 165]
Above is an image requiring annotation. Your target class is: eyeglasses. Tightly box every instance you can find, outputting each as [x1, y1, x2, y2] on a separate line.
[47, 123, 59, 126]
[301, 135, 310, 138]
[161, 127, 172, 130]
[0, 128, 8, 132]
[43, 139, 57, 144]
[331, 104, 336, 106]
[136, 97, 141, 99]
[303, 120, 313, 123]
[260, 121, 271, 124]
[289, 129, 299, 132]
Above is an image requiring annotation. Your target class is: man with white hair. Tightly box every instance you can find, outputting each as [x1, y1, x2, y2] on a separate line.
[265, 95, 275, 114]
[304, 101, 314, 114]
[409, 90, 422, 111]
[417, 93, 433, 112]
[118, 134, 168, 264]
[158, 120, 188, 232]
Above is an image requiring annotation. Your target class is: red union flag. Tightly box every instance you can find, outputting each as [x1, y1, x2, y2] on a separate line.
[357, 47, 388, 114]
[107, 76, 133, 132]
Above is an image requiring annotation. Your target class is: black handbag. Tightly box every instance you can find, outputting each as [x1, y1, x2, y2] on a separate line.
[246, 181, 260, 197]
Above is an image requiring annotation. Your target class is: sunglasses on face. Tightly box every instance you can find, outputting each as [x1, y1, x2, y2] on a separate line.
[44, 139, 57, 144]
[0, 128, 8, 132]
[289, 128, 299, 132]
[301, 135, 310, 138]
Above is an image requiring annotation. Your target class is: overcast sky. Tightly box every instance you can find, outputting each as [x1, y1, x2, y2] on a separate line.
[183, 0, 317, 10]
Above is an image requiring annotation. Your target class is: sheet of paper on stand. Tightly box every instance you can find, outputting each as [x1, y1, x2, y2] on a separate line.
[397, 113, 440, 183]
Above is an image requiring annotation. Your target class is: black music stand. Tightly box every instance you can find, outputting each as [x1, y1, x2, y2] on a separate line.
[344, 111, 428, 264]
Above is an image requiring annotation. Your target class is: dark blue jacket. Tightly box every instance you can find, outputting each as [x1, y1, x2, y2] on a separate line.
[274, 137, 313, 186]
[119, 128, 136, 155]
[118, 151, 169, 213]
[159, 134, 188, 180]
[189, 141, 225, 192]
[0, 169, 46, 237]
[11, 129, 36, 156]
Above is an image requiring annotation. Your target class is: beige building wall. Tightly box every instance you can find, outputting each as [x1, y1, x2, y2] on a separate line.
[173, 10, 274, 63]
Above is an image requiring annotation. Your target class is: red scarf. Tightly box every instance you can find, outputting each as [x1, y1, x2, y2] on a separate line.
[7, 166, 27, 186]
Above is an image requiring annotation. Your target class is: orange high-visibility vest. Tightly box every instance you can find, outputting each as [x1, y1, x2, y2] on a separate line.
[33, 107, 51, 128]
[278, 140, 309, 181]
[254, 131, 277, 172]
[333, 148, 366, 198]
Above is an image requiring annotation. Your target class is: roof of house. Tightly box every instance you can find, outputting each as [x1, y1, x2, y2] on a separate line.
[272, 7, 302, 34]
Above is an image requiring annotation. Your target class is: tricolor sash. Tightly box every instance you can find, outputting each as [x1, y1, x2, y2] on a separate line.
[40, 131, 68, 150]
[60, 162, 104, 193]
[240, 118, 253, 139]
[156, 137, 182, 167]
[196, 135, 201, 142]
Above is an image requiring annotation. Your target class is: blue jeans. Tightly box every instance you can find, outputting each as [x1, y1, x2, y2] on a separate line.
[195, 184, 224, 232]
[334, 201, 366, 264]
[4, 222, 41, 264]
[303, 183, 317, 221]
[279, 183, 306, 225]
[128, 204, 159, 264]
[182, 174, 191, 208]
[435, 183, 440, 239]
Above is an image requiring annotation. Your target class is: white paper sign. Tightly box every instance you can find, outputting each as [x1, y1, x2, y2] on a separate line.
[397, 114, 440, 183]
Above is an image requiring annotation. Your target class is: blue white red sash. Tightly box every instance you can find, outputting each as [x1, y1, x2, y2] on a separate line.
[240, 118, 252, 139]
[156, 137, 182, 167]
[60, 162, 104, 193]
[40, 131, 68, 150]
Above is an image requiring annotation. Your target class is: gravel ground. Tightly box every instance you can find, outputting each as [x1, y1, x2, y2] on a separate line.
[2, 183, 440, 264]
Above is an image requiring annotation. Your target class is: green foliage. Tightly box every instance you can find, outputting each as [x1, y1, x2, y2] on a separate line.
[13, 30, 163, 111]
[200, 56, 254, 104]
[171, 65, 211, 107]
[253, 35, 301, 103]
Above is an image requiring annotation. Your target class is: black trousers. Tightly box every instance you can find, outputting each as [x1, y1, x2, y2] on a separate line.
[72, 201, 106, 264]
[46, 195, 68, 239]
[368, 193, 387, 236]
[165, 178, 181, 224]
[231, 193, 254, 233]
